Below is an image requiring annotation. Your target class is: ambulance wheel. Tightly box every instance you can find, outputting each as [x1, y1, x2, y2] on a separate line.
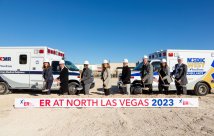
[195, 83, 209, 96]
[0, 82, 9, 95]
[68, 83, 77, 95]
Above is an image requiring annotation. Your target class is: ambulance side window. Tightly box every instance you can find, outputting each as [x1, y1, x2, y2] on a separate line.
[52, 61, 60, 71]
[151, 61, 161, 72]
[19, 55, 27, 64]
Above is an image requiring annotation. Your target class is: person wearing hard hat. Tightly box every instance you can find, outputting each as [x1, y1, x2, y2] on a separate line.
[79, 60, 94, 95]
[158, 59, 170, 95]
[140, 55, 153, 94]
[55, 60, 69, 95]
[101, 59, 111, 95]
[42, 59, 53, 95]
[121, 59, 131, 95]
[171, 56, 188, 95]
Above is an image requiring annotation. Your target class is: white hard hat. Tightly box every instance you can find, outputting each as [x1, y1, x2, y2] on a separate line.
[143, 55, 148, 59]
[161, 59, 167, 63]
[59, 60, 65, 64]
[43, 59, 50, 63]
[84, 60, 89, 65]
[103, 59, 109, 64]
[177, 56, 183, 60]
[123, 59, 128, 63]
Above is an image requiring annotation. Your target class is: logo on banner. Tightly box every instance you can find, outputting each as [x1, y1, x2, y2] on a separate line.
[0, 57, 11, 61]
[187, 58, 206, 75]
[20, 99, 34, 107]
[179, 99, 195, 106]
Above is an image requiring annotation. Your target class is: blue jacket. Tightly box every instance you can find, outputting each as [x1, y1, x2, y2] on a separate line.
[43, 67, 54, 82]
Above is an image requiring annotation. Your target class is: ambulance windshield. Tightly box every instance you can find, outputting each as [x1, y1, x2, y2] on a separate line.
[133, 62, 143, 71]
[133, 60, 152, 71]
[65, 61, 79, 71]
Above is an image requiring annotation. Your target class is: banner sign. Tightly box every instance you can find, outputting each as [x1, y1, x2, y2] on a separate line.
[14, 98, 199, 108]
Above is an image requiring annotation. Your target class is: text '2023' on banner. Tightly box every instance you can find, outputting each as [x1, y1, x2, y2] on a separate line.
[14, 98, 199, 108]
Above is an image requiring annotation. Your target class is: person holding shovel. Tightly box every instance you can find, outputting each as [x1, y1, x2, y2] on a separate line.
[140, 55, 153, 94]
[101, 59, 111, 96]
[55, 60, 69, 95]
[121, 59, 131, 95]
[42, 59, 53, 95]
[158, 59, 170, 95]
[171, 56, 188, 95]
[79, 60, 94, 95]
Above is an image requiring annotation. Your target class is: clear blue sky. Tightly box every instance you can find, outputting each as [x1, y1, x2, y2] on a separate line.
[0, 0, 214, 64]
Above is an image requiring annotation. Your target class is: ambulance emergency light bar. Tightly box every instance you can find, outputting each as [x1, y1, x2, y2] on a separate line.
[34, 48, 65, 57]
[149, 50, 180, 59]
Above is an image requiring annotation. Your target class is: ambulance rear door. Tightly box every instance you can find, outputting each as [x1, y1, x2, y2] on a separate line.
[10, 53, 31, 88]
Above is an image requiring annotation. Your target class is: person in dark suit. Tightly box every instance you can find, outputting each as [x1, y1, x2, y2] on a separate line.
[121, 59, 131, 95]
[80, 60, 94, 95]
[171, 56, 188, 95]
[55, 60, 69, 95]
[141, 55, 153, 94]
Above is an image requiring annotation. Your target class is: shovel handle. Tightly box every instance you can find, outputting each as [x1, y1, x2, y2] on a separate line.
[158, 72, 167, 85]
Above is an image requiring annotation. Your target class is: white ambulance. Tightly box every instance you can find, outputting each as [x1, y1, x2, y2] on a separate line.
[130, 49, 214, 96]
[0, 46, 87, 95]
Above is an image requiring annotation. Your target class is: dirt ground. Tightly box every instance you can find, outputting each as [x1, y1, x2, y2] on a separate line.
[0, 78, 214, 136]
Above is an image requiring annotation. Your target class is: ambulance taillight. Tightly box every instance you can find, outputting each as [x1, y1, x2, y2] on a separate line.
[39, 49, 44, 54]
[168, 53, 173, 57]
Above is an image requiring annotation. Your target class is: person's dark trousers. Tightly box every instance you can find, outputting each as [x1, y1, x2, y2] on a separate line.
[60, 83, 69, 95]
[46, 80, 53, 95]
[175, 82, 182, 95]
[158, 84, 163, 94]
[158, 84, 169, 95]
[183, 86, 187, 95]
[104, 89, 110, 95]
[84, 83, 91, 95]
[141, 81, 153, 94]
[147, 84, 153, 94]
[143, 83, 153, 94]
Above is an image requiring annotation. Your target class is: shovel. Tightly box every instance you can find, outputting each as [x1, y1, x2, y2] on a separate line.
[158, 73, 170, 87]
[142, 80, 150, 90]
[171, 76, 184, 87]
